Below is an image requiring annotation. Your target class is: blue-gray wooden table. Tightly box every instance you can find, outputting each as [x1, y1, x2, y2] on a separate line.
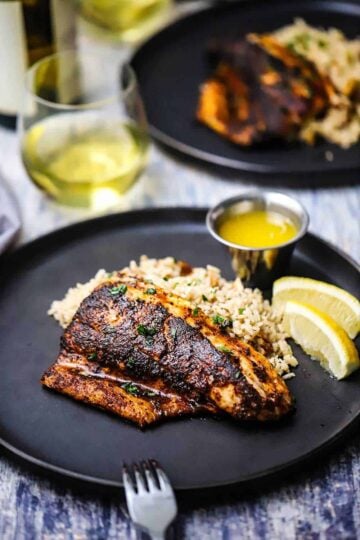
[0, 3, 360, 536]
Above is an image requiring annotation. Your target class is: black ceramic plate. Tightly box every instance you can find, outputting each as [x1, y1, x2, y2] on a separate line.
[0, 208, 359, 490]
[131, 0, 360, 183]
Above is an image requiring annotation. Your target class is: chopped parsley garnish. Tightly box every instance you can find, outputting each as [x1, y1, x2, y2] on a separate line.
[145, 287, 157, 295]
[298, 33, 311, 48]
[192, 307, 199, 316]
[121, 382, 156, 398]
[171, 328, 177, 339]
[238, 308, 245, 315]
[212, 314, 224, 325]
[212, 314, 232, 328]
[318, 39, 327, 49]
[163, 277, 169, 281]
[287, 42, 297, 53]
[109, 284, 127, 296]
[87, 352, 97, 361]
[126, 357, 135, 368]
[137, 325, 157, 337]
[217, 345, 231, 354]
[202, 294, 208, 302]
[288, 33, 311, 52]
[121, 382, 139, 395]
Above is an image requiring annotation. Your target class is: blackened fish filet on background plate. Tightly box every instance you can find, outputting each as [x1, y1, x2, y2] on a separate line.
[197, 33, 334, 145]
[41, 276, 293, 427]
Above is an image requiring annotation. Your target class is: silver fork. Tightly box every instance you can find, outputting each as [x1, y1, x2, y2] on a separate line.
[122, 460, 177, 540]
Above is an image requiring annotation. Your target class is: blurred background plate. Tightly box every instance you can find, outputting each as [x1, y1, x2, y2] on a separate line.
[132, 0, 360, 184]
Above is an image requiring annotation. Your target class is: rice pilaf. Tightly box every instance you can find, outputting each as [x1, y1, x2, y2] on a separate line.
[273, 18, 360, 148]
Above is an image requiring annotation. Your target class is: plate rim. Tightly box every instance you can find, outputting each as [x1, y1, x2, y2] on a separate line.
[0, 207, 359, 491]
[131, 0, 360, 176]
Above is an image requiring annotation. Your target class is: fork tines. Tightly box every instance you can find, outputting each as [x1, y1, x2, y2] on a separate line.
[123, 459, 171, 493]
[122, 460, 177, 538]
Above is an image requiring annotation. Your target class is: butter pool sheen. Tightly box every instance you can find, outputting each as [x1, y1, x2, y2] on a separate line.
[218, 210, 298, 248]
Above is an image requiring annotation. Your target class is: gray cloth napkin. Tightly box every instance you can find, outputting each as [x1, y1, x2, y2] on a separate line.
[0, 180, 20, 254]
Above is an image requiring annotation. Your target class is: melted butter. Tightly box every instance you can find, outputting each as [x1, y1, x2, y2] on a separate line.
[218, 210, 297, 248]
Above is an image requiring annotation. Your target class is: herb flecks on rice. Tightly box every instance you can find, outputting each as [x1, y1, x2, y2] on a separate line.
[273, 18, 360, 149]
[48, 256, 297, 378]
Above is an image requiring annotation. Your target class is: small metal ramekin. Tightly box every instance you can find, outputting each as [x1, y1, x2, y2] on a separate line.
[206, 190, 309, 289]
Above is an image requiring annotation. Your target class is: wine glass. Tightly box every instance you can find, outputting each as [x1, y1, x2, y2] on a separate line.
[19, 50, 149, 210]
[77, 0, 173, 43]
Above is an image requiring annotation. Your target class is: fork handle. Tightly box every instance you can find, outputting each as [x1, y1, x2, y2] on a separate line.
[148, 532, 166, 540]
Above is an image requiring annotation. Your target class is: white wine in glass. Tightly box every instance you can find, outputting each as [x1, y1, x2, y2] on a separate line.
[19, 51, 149, 210]
[78, 0, 172, 42]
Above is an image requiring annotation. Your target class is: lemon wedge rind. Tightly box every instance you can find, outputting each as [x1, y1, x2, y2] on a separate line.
[283, 300, 360, 380]
[273, 276, 360, 339]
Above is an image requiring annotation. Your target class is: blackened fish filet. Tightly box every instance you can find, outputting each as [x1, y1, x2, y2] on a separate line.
[42, 275, 293, 426]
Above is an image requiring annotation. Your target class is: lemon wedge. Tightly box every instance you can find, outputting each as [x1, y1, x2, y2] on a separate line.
[283, 301, 359, 379]
[273, 276, 360, 339]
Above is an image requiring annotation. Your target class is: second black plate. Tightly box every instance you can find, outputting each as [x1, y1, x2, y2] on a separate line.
[132, 0, 360, 183]
[0, 208, 359, 490]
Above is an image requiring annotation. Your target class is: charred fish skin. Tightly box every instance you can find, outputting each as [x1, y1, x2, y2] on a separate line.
[42, 277, 293, 425]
